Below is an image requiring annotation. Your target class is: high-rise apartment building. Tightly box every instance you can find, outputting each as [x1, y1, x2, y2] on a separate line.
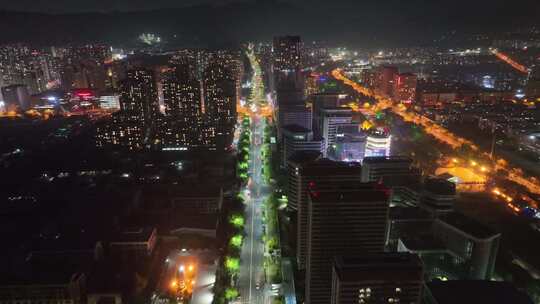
[203, 62, 237, 140]
[377, 66, 399, 97]
[526, 65, 540, 97]
[95, 67, 158, 150]
[393, 72, 418, 103]
[95, 112, 145, 150]
[119, 67, 159, 129]
[273, 36, 302, 72]
[163, 63, 202, 121]
[1, 84, 30, 111]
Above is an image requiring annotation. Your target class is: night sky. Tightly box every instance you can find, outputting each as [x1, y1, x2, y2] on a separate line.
[0, 0, 536, 15]
[0, 0, 537, 47]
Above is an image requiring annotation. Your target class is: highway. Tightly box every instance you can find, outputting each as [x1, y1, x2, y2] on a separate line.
[238, 114, 267, 304]
[491, 49, 530, 74]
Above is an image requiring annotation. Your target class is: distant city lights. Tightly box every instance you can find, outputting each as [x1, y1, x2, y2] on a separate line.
[138, 33, 162, 46]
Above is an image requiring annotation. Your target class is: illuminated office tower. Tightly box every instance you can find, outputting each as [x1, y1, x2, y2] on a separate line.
[331, 124, 367, 163]
[319, 107, 353, 155]
[365, 130, 392, 158]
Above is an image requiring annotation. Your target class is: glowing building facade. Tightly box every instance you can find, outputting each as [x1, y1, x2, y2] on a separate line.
[365, 130, 392, 158]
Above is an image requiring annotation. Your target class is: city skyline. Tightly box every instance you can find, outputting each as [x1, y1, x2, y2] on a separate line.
[0, 4, 539, 304]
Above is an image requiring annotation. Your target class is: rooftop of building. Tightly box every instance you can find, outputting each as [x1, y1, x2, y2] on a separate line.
[301, 158, 362, 176]
[29, 231, 102, 254]
[287, 150, 322, 165]
[335, 132, 367, 143]
[399, 235, 447, 252]
[319, 107, 353, 114]
[333, 253, 423, 282]
[279, 102, 310, 109]
[125, 212, 218, 235]
[142, 184, 222, 198]
[363, 156, 413, 165]
[110, 227, 156, 244]
[426, 280, 533, 304]
[381, 171, 422, 188]
[281, 124, 312, 134]
[311, 92, 343, 97]
[0, 251, 92, 286]
[309, 187, 389, 204]
[424, 177, 456, 196]
[437, 212, 500, 240]
[389, 206, 432, 221]
[86, 261, 125, 294]
[417, 81, 479, 94]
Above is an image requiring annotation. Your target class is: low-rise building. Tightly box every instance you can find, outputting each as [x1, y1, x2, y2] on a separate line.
[332, 254, 424, 304]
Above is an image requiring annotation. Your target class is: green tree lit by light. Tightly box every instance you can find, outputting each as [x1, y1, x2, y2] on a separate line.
[225, 257, 240, 273]
[266, 237, 278, 251]
[224, 288, 239, 300]
[230, 234, 243, 248]
[229, 214, 245, 228]
[238, 162, 248, 170]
